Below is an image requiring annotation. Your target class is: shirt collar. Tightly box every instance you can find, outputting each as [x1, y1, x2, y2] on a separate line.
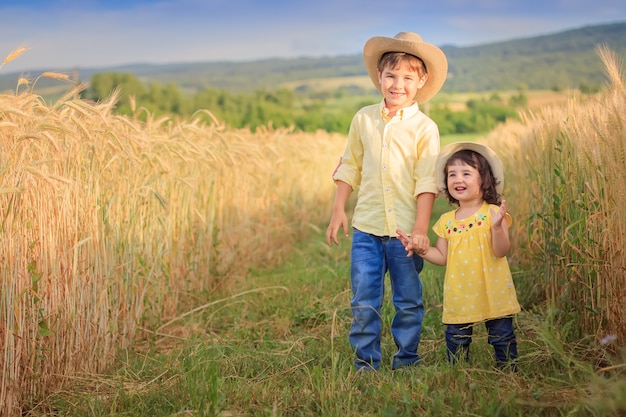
[379, 100, 419, 121]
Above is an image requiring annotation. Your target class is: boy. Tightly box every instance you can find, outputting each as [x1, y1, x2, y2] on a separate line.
[326, 32, 447, 371]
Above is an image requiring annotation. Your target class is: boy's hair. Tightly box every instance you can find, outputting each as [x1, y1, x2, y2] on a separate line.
[441, 150, 501, 206]
[377, 51, 427, 77]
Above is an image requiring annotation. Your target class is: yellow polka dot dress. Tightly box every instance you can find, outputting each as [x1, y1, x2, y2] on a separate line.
[433, 202, 521, 324]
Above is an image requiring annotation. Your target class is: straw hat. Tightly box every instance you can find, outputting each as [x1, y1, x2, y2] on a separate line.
[363, 32, 448, 104]
[435, 142, 504, 194]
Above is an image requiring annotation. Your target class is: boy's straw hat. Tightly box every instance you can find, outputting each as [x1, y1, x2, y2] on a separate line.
[435, 142, 505, 194]
[363, 32, 448, 104]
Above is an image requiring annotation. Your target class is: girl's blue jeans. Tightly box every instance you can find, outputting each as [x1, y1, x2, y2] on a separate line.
[445, 317, 518, 368]
[349, 229, 424, 370]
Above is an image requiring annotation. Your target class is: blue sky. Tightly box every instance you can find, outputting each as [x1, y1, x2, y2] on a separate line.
[1, 0, 626, 73]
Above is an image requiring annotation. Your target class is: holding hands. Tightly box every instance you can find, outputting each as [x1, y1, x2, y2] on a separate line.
[396, 229, 429, 256]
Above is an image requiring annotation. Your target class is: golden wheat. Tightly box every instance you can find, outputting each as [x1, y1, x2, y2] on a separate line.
[482, 47, 626, 346]
[0, 84, 344, 415]
[1, 47, 27, 66]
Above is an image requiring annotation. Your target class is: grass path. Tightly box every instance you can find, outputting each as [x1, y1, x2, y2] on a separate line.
[39, 219, 624, 416]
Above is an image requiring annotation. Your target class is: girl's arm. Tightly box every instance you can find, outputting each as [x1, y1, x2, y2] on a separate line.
[490, 200, 511, 258]
[396, 229, 448, 266]
[421, 237, 448, 266]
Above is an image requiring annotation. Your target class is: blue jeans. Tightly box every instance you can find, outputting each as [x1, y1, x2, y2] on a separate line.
[349, 229, 424, 370]
[445, 317, 518, 367]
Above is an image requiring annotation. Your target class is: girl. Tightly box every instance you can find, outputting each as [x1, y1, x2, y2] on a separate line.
[397, 142, 520, 370]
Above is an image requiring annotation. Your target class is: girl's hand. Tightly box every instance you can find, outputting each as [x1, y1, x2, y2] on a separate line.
[490, 200, 511, 257]
[491, 200, 507, 228]
[396, 229, 416, 257]
[397, 229, 431, 256]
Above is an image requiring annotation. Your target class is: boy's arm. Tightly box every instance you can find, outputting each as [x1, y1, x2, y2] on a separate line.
[325, 180, 353, 247]
[410, 192, 435, 254]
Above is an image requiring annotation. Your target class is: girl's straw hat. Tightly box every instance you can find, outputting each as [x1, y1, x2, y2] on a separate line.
[363, 32, 448, 104]
[435, 142, 505, 194]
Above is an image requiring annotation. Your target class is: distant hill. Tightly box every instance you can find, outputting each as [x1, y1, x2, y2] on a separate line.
[442, 22, 626, 92]
[1, 22, 625, 95]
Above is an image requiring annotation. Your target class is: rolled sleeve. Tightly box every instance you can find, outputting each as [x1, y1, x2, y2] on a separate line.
[333, 160, 360, 188]
[332, 115, 363, 188]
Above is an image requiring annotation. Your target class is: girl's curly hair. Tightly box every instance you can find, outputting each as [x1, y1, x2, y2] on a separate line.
[441, 149, 501, 206]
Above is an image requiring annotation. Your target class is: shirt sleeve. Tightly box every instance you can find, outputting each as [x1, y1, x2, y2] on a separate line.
[332, 114, 363, 188]
[413, 120, 440, 197]
[432, 214, 448, 238]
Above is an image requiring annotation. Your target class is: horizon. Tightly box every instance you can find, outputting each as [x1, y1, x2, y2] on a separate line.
[1, 0, 626, 74]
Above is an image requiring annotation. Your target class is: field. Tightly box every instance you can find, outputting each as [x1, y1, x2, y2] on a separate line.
[36, 228, 624, 416]
[1, 48, 625, 416]
[283, 74, 577, 111]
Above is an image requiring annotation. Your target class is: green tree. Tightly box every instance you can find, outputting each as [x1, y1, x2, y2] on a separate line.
[87, 72, 145, 114]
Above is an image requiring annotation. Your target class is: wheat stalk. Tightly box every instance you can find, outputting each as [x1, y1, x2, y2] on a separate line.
[1, 47, 27, 68]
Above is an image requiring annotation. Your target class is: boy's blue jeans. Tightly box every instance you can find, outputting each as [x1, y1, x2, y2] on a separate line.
[445, 317, 518, 367]
[349, 229, 424, 370]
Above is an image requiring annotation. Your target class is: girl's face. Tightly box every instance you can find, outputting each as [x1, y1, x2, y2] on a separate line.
[446, 159, 483, 204]
[377, 63, 426, 114]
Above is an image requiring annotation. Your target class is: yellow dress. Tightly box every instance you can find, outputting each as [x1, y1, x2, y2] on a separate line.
[433, 201, 521, 324]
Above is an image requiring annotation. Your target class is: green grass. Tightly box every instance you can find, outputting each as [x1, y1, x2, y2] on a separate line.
[28, 129, 625, 415]
[440, 132, 485, 146]
[33, 212, 626, 416]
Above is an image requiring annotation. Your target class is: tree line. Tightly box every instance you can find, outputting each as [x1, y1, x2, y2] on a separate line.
[85, 72, 527, 135]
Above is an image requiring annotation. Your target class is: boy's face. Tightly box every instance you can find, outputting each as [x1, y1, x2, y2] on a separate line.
[377, 62, 427, 114]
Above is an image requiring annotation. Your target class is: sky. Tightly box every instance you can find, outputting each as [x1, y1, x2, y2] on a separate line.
[1, 0, 626, 73]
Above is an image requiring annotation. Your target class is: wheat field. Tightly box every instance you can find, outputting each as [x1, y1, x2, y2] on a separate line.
[481, 45, 625, 346]
[0, 71, 344, 414]
[1, 46, 625, 415]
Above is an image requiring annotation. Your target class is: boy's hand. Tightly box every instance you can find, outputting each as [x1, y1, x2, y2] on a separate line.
[410, 233, 430, 255]
[326, 212, 349, 247]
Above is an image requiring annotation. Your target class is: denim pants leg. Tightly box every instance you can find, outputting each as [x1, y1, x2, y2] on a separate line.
[486, 317, 518, 367]
[387, 238, 424, 369]
[445, 323, 473, 363]
[349, 230, 386, 370]
[349, 230, 425, 370]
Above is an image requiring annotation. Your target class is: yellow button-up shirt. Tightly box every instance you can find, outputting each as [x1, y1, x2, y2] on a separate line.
[333, 100, 440, 236]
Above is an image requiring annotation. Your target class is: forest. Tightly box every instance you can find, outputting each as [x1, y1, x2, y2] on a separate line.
[83, 71, 526, 134]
